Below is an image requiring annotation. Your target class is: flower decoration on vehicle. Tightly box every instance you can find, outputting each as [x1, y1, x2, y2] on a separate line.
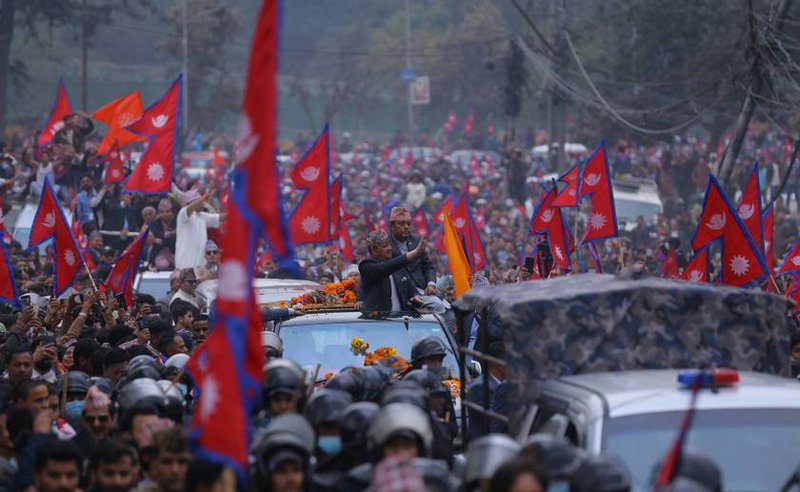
[442, 375, 461, 399]
[350, 336, 370, 356]
[290, 279, 358, 308]
[364, 345, 410, 375]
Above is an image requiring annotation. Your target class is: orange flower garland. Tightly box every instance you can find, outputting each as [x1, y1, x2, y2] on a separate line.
[291, 278, 358, 306]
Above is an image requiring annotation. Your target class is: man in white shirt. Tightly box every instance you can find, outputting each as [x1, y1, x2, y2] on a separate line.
[174, 185, 223, 270]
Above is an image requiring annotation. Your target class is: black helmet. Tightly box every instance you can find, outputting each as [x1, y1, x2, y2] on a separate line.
[368, 403, 433, 457]
[326, 370, 363, 400]
[120, 364, 163, 386]
[410, 337, 447, 364]
[128, 354, 159, 371]
[90, 377, 114, 395]
[340, 402, 380, 450]
[304, 389, 352, 427]
[252, 413, 315, 489]
[359, 365, 391, 402]
[380, 385, 430, 411]
[654, 451, 722, 492]
[58, 371, 92, 398]
[263, 359, 304, 399]
[403, 369, 447, 395]
[412, 457, 460, 492]
[521, 434, 586, 481]
[570, 455, 631, 492]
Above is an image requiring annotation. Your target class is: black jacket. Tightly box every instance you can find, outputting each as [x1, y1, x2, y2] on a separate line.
[358, 255, 418, 313]
[389, 233, 436, 291]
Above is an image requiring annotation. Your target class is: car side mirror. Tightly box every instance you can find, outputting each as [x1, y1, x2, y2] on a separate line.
[468, 359, 482, 377]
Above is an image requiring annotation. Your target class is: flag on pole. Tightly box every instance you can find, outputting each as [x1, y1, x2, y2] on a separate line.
[737, 162, 764, 256]
[778, 241, 800, 276]
[288, 126, 332, 245]
[681, 248, 710, 283]
[659, 249, 680, 279]
[530, 183, 558, 235]
[124, 76, 182, 194]
[762, 205, 775, 272]
[329, 175, 342, 241]
[92, 90, 146, 155]
[102, 141, 126, 184]
[546, 207, 574, 272]
[443, 213, 471, 297]
[37, 79, 72, 146]
[338, 219, 354, 262]
[578, 140, 618, 244]
[551, 164, 580, 208]
[0, 232, 20, 309]
[433, 196, 454, 225]
[105, 226, 150, 307]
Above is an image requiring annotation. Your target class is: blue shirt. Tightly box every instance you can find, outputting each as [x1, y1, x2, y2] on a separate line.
[75, 190, 96, 223]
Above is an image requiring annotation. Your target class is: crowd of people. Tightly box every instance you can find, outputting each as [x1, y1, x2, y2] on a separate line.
[0, 109, 793, 491]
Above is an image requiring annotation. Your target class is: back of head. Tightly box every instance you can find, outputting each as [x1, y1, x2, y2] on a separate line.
[570, 454, 631, 492]
[304, 389, 352, 427]
[340, 401, 380, 449]
[35, 438, 84, 473]
[368, 403, 432, 457]
[466, 434, 521, 484]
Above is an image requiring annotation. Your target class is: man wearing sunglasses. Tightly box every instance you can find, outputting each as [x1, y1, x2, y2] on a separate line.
[195, 241, 220, 283]
[169, 269, 202, 311]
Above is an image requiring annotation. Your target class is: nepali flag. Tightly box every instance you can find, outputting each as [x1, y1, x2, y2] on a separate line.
[736, 162, 764, 256]
[124, 76, 182, 194]
[0, 232, 20, 309]
[433, 196, 454, 225]
[681, 248, 710, 283]
[29, 178, 63, 250]
[187, 176, 263, 474]
[92, 90, 147, 155]
[551, 164, 580, 208]
[37, 79, 72, 146]
[763, 205, 775, 272]
[237, 1, 296, 269]
[463, 111, 474, 134]
[546, 208, 574, 272]
[466, 208, 487, 271]
[659, 249, 680, 279]
[778, 241, 800, 276]
[105, 226, 150, 307]
[102, 141, 126, 184]
[338, 219, 355, 262]
[413, 209, 430, 238]
[692, 176, 768, 287]
[787, 276, 800, 311]
[578, 140, 618, 244]
[530, 182, 558, 234]
[289, 126, 331, 245]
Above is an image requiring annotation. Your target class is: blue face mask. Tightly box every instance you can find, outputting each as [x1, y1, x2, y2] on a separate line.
[317, 436, 342, 456]
[64, 400, 84, 421]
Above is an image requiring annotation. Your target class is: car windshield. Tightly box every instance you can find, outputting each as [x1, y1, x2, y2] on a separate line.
[614, 198, 661, 221]
[603, 408, 800, 491]
[136, 277, 171, 299]
[279, 319, 458, 375]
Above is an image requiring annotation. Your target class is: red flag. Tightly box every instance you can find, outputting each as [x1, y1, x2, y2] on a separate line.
[763, 206, 775, 272]
[778, 241, 800, 276]
[659, 249, 680, 279]
[787, 276, 800, 311]
[468, 153, 481, 178]
[124, 76, 182, 194]
[289, 126, 331, 245]
[105, 226, 150, 307]
[691, 176, 731, 251]
[39, 181, 85, 296]
[238, 1, 296, 265]
[29, 183, 62, 250]
[433, 196, 454, 225]
[92, 91, 147, 155]
[578, 140, 618, 244]
[412, 210, 429, 238]
[0, 232, 20, 309]
[551, 164, 580, 208]
[466, 211, 487, 271]
[546, 208, 574, 271]
[530, 184, 558, 234]
[212, 146, 226, 168]
[737, 162, 764, 255]
[338, 219, 355, 262]
[681, 248, 710, 283]
[37, 79, 72, 146]
[102, 141, 126, 184]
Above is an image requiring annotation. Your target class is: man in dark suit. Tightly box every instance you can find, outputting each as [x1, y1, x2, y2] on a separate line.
[388, 207, 437, 295]
[465, 341, 508, 442]
[358, 230, 425, 312]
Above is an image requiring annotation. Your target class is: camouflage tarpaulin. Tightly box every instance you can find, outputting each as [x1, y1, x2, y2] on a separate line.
[457, 273, 792, 419]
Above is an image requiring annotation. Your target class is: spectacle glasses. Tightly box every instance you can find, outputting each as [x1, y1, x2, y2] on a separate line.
[83, 414, 111, 424]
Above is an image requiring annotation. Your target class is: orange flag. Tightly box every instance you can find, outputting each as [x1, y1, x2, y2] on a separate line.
[92, 91, 146, 155]
[443, 212, 471, 297]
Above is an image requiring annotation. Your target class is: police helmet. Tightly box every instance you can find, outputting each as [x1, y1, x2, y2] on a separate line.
[116, 378, 170, 415]
[465, 434, 521, 483]
[263, 358, 304, 398]
[653, 451, 722, 492]
[368, 403, 432, 457]
[128, 354, 159, 371]
[340, 402, 380, 450]
[304, 389, 352, 428]
[410, 336, 447, 364]
[252, 413, 315, 489]
[570, 455, 632, 492]
[90, 377, 114, 395]
[403, 369, 447, 395]
[261, 331, 283, 357]
[380, 385, 430, 411]
[120, 364, 163, 385]
[412, 457, 460, 492]
[58, 371, 92, 398]
[359, 365, 391, 402]
[164, 353, 190, 370]
[155, 379, 186, 422]
[326, 370, 363, 400]
[521, 434, 587, 480]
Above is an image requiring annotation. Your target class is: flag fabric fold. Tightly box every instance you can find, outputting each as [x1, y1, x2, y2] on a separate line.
[659, 249, 680, 279]
[0, 232, 20, 308]
[37, 79, 72, 146]
[778, 241, 800, 276]
[92, 90, 146, 155]
[552, 164, 580, 208]
[105, 226, 150, 307]
[681, 248, 710, 283]
[578, 140, 618, 244]
[443, 213, 471, 297]
[288, 126, 332, 245]
[102, 141, 126, 184]
[737, 162, 764, 256]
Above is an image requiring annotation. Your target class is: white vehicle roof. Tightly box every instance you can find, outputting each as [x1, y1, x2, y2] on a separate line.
[544, 370, 800, 418]
[532, 143, 588, 158]
[197, 278, 322, 306]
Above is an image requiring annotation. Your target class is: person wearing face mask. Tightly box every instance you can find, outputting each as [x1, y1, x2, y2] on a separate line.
[304, 389, 352, 489]
[59, 371, 92, 427]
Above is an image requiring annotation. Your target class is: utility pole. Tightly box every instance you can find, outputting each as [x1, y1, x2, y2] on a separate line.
[181, 0, 189, 140]
[717, 0, 793, 188]
[81, 0, 88, 111]
[404, 0, 414, 142]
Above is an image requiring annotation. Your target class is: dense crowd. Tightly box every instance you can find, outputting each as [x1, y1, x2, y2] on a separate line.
[0, 112, 794, 491]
